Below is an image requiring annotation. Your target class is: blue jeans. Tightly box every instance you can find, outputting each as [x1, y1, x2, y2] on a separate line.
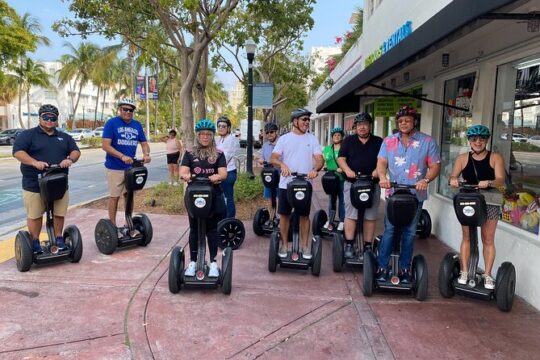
[222, 169, 237, 218]
[377, 201, 423, 270]
[328, 180, 345, 222]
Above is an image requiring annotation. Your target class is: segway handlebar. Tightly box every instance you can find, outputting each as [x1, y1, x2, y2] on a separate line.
[448, 180, 479, 191]
[389, 182, 417, 190]
[348, 173, 380, 183]
[132, 158, 145, 167]
[41, 164, 63, 177]
[290, 172, 308, 179]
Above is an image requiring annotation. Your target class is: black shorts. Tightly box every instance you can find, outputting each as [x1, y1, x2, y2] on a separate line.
[277, 188, 311, 217]
[166, 152, 180, 164]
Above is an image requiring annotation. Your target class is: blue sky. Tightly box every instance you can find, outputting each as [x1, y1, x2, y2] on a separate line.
[9, 0, 362, 90]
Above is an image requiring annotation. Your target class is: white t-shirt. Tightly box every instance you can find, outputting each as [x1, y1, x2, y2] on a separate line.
[216, 134, 238, 172]
[272, 132, 322, 189]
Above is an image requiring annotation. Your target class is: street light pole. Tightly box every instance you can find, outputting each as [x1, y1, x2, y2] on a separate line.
[245, 38, 257, 178]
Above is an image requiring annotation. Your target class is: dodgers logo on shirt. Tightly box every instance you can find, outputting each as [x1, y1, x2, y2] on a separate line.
[124, 132, 137, 140]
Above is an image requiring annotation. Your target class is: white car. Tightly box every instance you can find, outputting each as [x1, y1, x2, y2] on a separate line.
[527, 135, 540, 147]
[68, 128, 94, 141]
[93, 127, 104, 137]
[512, 133, 528, 143]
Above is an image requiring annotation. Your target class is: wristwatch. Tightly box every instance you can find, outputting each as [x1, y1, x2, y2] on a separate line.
[423, 178, 430, 184]
[66, 156, 74, 162]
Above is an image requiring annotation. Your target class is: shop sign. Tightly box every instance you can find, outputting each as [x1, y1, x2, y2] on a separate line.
[374, 96, 421, 117]
[365, 21, 413, 67]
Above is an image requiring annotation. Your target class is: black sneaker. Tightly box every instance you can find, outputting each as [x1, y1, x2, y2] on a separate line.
[376, 268, 388, 282]
[363, 243, 373, 253]
[344, 244, 354, 258]
[400, 269, 412, 284]
[56, 236, 67, 250]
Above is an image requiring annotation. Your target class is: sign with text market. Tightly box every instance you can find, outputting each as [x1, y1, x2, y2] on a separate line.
[374, 96, 421, 117]
[365, 21, 413, 68]
[253, 83, 274, 109]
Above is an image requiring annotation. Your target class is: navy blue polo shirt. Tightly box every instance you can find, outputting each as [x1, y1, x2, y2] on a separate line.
[338, 134, 383, 177]
[13, 126, 79, 193]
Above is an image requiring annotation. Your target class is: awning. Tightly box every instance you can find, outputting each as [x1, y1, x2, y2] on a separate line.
[316, 0, 516, 113]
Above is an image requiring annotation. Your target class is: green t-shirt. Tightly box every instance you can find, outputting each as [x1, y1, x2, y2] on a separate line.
[323, 145, 344, 180]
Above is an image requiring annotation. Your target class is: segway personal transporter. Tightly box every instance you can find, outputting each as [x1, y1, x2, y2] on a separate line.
[363, 183, 428, 300]
[15, 165, 83, 272]
[333, 174, 379, 272]
[217, 210, 246, 250]
[94, 159, 152, 255]
[312, 169, 343, 238]
[168, 176, 233, 294]
[253, 162, 280, 236]
[416, 208, 432, 239]
[438, 183, 516, 312]
[268, 173, 322, 276]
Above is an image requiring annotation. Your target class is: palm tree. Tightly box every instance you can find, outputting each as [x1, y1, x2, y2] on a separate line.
[11, 58, 52, 128]
[90, 45, 121, 126]
[0, 74, 19, 128]
[57, 42, 101, 126]
[205, 70, 229, 117]
[16, 13, 51, 48]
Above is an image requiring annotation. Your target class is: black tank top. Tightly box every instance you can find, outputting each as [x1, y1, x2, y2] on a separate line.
[461, 151, 495, 185]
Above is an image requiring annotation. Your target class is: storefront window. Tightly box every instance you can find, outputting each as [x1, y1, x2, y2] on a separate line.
[492, 58, 540, 235]
[438, 73, 476, 198]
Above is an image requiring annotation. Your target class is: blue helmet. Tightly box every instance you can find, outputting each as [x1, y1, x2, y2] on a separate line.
[466, 124, 490, 138]
[195, 119, 216, 133]
[331, 127, 344, 136]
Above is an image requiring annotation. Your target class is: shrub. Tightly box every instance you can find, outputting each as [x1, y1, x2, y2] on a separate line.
[512, 142, 540, 152]
[234, 171, 263, 202]
[81, 137, 102, 148]
[145, 181, 185, 213]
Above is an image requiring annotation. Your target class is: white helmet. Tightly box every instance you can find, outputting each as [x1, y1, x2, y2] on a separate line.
[118, 98, 136, 109]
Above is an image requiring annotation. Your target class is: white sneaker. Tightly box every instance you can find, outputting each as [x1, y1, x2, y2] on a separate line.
[323, 221, 329, 229]
[457, 271, 468, 285]
[337, 222, 344, 231]
[484, 274, 495, 290]
[302, 246, 312, 260]
[185, 261, 196, 277]
[209, 261, 219, 278]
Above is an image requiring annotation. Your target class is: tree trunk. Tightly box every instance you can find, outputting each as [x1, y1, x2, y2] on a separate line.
[93, 86, 100, 128]
[195, 47, 208, 121]
[17, 84, 25, 129]
[101, 88, 107, 122]
[72, 82, 84, 129]
[26, 89, 31, 129]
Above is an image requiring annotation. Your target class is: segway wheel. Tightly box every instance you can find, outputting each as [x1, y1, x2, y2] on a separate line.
[417, 209, 432, 239]
[221, 247, 233, 295]
[312, 209, 327, 237]
[438, 252, 459, 298]
[217, 218, 245, 250]
[412, 255, 428, 301]
[14, 231, 33, 272]
[94, 219, 118, 255]
[134, 213, 153, 246]
[65, 225, 83, 263]
[311, 236, 322, 276]
[332, 232, 344, 272]
[495, 262, 516, 312]
[363, 250, 376, 296]
[268, 231, 279, 272]
[253, 208, 269, 236]
[168, 247, 184, 294]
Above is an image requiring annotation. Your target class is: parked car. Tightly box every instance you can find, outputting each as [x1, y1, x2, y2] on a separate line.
[527, 135, 540, 147]
[67, 128, 94, 141]
[512, 133, 528, 143]
[0, 128, 24, 145]
[93, 127, 104, 137]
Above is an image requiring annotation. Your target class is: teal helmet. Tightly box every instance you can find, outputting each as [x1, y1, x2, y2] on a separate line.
[195, 119, 216, 133]
[331, 127, 344, 136]
[466, 124, 490, 138]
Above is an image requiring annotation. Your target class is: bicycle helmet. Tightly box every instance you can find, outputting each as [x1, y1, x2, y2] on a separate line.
[395, 105, 418, 119]
[290, 108, 312, 121]
[466, 124, 490, 138]
[216, 116, 231, 127]
[331, 127, 344, 136]
[118, 98, 136, 109]
[38, 104, 59, 116]
[195, 119, 216, 133]
[353, 112, 372, 124]
[264, 122, 279, 132]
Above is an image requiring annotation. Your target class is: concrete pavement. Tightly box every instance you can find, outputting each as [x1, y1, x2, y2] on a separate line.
[0, 177, 539, 359]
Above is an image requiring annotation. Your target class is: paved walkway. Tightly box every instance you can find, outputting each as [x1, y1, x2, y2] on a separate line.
[0, 178, 539, 359]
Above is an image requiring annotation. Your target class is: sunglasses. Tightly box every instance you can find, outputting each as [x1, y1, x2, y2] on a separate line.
[217, 124, 228, 129]
[468, 136, 489, 142]
[265, 131, 276, 134]
[121, 107, 135, 113]
[298, 117, 311, 122]
[41, 115, 58, 122]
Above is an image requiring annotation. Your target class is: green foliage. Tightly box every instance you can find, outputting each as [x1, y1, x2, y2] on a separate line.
[145, 181, 185, 213]
[81, 136, 102, 148]
[512, 142, 540, 152]
[234, 171, 263, 202]
[0, 1, 38, 69]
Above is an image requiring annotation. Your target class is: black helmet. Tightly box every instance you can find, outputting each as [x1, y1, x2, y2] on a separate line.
[353, 112, 372, 124]
[396, 105, 418, 120]
[264, 122, 278, 132]
[38, 104, 59, 116]
[290, 108, 312, 121]
[216, 116, 231, 127]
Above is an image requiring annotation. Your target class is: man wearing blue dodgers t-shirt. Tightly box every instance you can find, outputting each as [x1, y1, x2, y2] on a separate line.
[102, 98, 151, 232]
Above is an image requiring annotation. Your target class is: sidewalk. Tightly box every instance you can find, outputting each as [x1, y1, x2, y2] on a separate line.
[0, 176, 539, 359]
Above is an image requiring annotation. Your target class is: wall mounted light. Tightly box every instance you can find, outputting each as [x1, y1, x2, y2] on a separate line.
[442, 53, 450, 68]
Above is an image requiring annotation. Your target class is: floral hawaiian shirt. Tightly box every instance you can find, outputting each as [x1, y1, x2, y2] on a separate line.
[378, 130, 440, 201]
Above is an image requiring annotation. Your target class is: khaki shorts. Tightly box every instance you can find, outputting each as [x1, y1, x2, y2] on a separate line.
[106, 169, 127, 197]
[344, 181, 381, 221]
[23, 190, 69, 219]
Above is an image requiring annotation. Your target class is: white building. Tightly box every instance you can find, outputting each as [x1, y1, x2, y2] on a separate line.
[310, 0, 540, 310]
[229, 80, 245, 111]
[1, 61, 118, 130]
